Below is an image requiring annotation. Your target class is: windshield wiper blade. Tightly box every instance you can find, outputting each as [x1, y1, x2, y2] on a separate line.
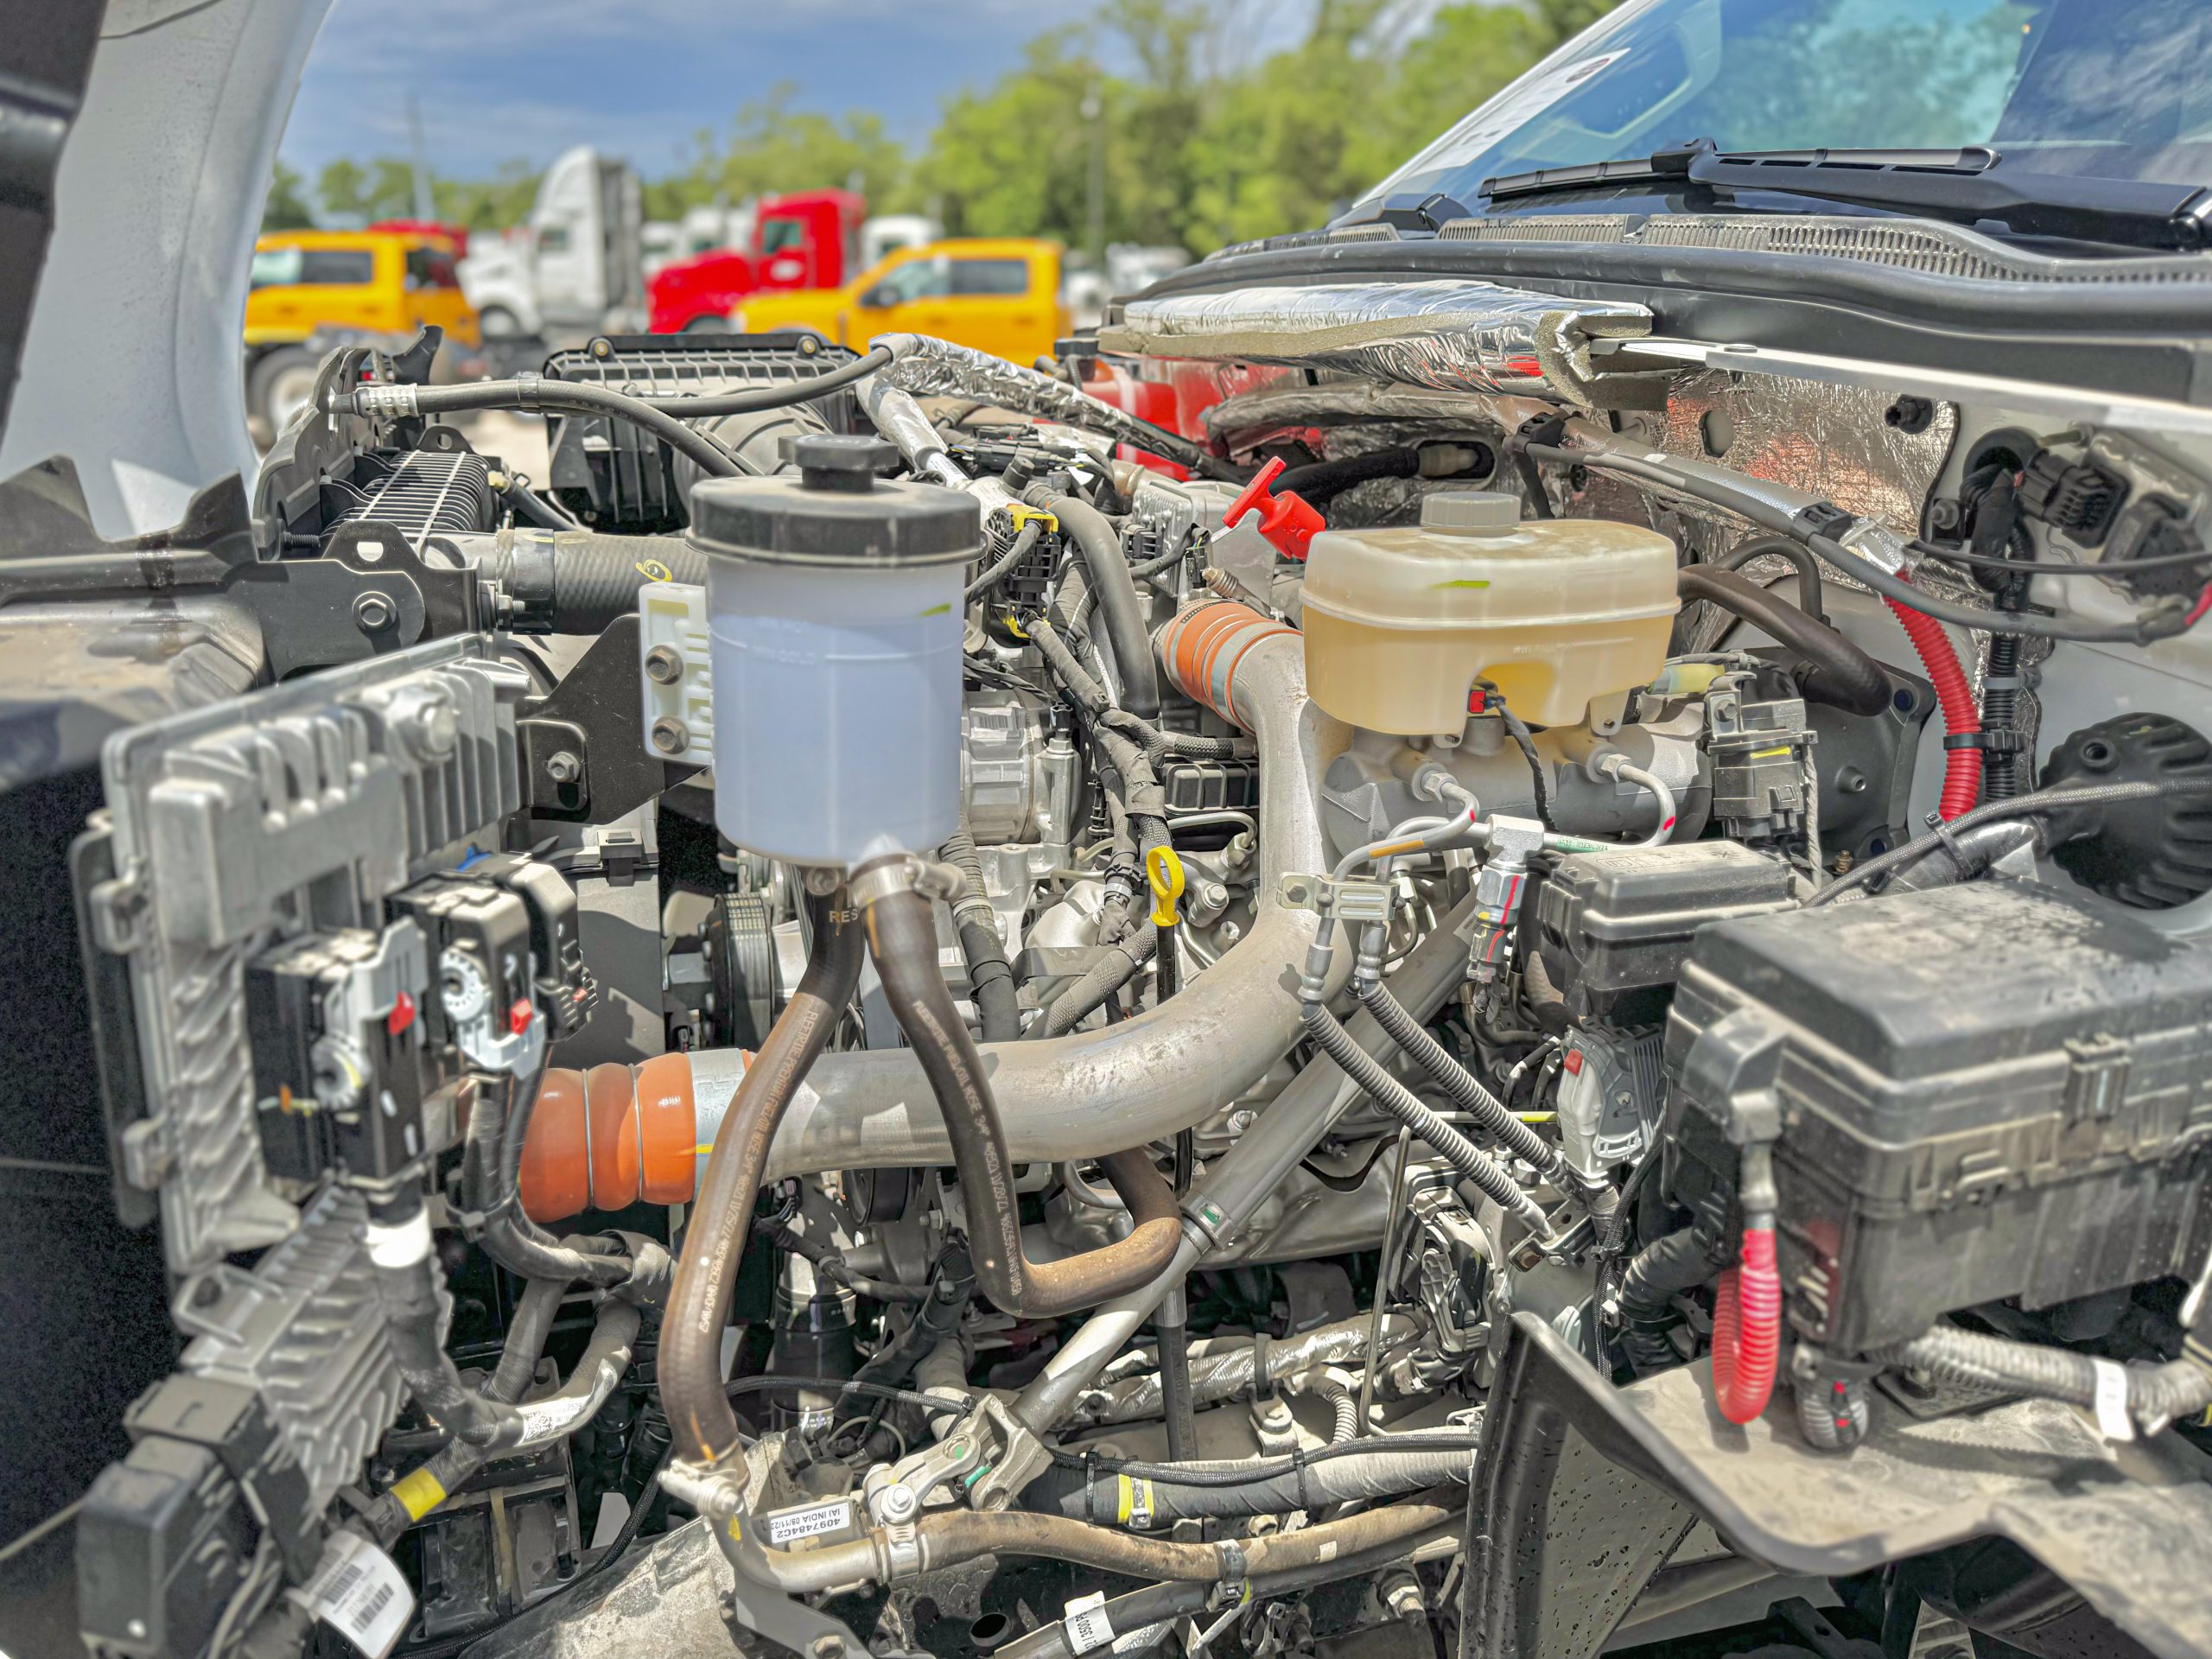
[1484, 140, 2212, 251]
[1481, 138, 1718, 202]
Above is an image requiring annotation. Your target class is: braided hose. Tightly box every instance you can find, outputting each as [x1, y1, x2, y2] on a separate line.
[1300, 1372, 1361, 1444]
[1877, 1325, 2212, 1433]
[1298, 1001, 1549, 1235]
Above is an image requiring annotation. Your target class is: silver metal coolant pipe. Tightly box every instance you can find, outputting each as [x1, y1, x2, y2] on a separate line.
[682, 613, 1347, 1179]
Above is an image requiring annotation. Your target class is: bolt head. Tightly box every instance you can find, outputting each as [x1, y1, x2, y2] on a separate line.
[810, 1638, 844, 1659]
[545, 750, 582, 785]
[410, 701, 459, 759]
[645, 645, 684, 684]
[353, 591, 397, 632]
[878, 1484, 917, 1522]
[651, 717, 689, 754]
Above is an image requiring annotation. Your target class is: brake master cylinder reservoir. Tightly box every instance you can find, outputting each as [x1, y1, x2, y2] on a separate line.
[691, 435, 980, 865]
[1300, 491, 1677, 734]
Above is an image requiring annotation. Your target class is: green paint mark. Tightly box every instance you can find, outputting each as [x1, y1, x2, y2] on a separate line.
[1432, 578, 1491, 589]
[920, 602, 952, 617]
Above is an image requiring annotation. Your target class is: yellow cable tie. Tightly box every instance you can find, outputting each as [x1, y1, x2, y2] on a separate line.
[1146, 845, 1186, 927]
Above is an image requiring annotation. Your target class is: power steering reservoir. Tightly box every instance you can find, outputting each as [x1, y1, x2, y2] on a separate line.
[691, 434, 981, 866]
[1300, 490, 1678, 734]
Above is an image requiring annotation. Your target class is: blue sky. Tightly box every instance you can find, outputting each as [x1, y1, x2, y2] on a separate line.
[281, 0, 1132, 183]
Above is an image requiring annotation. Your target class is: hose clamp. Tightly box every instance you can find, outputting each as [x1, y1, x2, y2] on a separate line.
[879, 1522, 924, 1581]
[848, 854, 965, 912]
[347, 382, 420, 418]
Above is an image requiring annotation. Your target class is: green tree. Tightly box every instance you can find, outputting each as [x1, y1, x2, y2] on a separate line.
[652, 85, 914, 219]
[261, 160, 315, 230]
[435, 159, 543, 230]
[925, 34, 1101, 245]
[315, 157, 368, 223]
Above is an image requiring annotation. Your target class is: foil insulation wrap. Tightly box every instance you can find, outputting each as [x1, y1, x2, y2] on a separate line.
[1100, 280, 1652, 408]
[876, 334, 1210, 467]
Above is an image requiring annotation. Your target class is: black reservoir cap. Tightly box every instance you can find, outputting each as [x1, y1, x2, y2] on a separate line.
[688, 433, 980, 568]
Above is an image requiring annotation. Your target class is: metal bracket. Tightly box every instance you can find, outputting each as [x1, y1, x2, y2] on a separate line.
[1274, 873, 1392, 922]
[868, 1394, 1046, 1520]
[638, 580, 713, 761]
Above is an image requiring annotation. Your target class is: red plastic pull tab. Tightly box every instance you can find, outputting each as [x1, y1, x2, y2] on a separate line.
[508, 999, 534, 1036]
[386, 990, 416, 1038]
[1223, 456, 1325, 561]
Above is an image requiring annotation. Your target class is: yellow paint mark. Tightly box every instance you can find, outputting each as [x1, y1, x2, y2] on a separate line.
[392, 1466, 448, 1521]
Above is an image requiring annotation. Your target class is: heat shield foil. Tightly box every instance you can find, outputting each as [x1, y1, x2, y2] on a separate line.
[1100, 281, 1652, 408]
[877, 334, 1210, 467]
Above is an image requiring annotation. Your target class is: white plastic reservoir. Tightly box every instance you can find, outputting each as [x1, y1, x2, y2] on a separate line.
[692, 435, 980, 866]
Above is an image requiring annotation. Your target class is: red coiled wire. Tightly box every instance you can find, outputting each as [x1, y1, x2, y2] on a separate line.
[1885, 594, 1981, 821]
[1710, 1226, 1782, 1425]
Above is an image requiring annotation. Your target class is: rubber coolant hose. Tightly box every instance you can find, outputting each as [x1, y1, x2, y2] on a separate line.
[1886, 592, 1982, 821]
[1710, 1224, 1782, 1425]
[1678, 564, 1889, 717]
[662, 896, 865, 1469]
[1274, 448, 1421, 505]
[1034, 490, 1161, 720]
[1717, 531, 1826, 623]
[941, 829, 1022, 1042]
[862, 877, 1183, 1317]
[353, 378, 743, 479]
[475, 529, 706, 633]
[1615, 1220, 1729, 1376]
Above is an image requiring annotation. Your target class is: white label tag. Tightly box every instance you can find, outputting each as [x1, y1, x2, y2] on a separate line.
[1064, 1592, 1116, 1655]
[765, 1499, 855, 1546]
[294, 1532, 413, 1659]
[2092, 1358, 2136, 1441]
[515, 1395, 580, 1444]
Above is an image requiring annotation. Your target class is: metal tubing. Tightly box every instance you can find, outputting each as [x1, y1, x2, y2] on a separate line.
[1014, 891, 1479, 1431]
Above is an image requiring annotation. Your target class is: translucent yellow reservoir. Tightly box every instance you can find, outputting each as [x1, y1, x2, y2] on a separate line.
[1300, 491, 1679, 734]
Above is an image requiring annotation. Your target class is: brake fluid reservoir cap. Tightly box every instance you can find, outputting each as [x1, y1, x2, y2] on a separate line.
[1421, 491, 1521, 535]
[688, 433, 980, 568]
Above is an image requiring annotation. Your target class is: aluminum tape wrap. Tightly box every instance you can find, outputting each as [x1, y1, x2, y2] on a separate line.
[874, 334, 1210, 467]
[1100, 281, 1652, 408]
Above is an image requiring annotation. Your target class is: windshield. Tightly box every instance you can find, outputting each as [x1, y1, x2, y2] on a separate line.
[1348, 0, 2212, 222]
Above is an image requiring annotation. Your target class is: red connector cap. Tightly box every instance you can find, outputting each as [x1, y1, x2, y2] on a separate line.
[1224, 456, 1325, 561]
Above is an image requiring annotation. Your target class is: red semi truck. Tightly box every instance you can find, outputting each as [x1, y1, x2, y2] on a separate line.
[647, 188, 874, 334]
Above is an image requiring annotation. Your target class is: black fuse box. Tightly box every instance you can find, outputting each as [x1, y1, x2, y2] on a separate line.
[1662, 880, 2212, 1353]
[1536, 840, 1795, 1027]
